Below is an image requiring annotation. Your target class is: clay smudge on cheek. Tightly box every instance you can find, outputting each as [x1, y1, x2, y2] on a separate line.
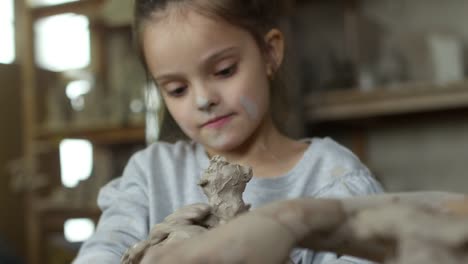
[240, 96, 259, 120]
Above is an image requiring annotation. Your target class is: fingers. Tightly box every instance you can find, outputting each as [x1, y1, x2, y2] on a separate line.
[150, 203, 212, 245]
[149, 223, 172, 245]
[121, 240, 151, 264]
[164, 203, 212, 225]
[132, 203, 214, 263]
[163, 225, 208, 245]
[155, 212, 295, 264]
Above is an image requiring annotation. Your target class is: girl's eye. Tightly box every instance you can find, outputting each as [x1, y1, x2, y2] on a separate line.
[215, 64, 237, 78]
[168, 86, 187, 97]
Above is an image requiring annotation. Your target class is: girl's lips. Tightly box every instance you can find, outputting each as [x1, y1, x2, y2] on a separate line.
[203, 114, 234, 129]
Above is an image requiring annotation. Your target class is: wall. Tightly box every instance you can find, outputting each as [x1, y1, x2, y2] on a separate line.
[361, 0, 468, 192]
[0, 63, 25, 256]
[293, 0, 468, 193]
[368, 118, 468, 192]
[362, 0, 468, 43]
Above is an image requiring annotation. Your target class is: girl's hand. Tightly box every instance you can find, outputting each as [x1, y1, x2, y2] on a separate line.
[141, 199, 345, 264]
[141, 203, 303, 264]
[148, 203, 212, 246]
[123, 203, 212, 264]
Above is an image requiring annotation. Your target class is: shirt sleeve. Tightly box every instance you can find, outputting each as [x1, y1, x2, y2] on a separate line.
[315, 168, 384, 199]
[309, 169, 384, 264]
[72, 155, 150, 264]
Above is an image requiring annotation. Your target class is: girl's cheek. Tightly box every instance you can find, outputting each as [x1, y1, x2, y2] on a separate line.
[240, 96, 259, 121]
[179, 122, 196, 137]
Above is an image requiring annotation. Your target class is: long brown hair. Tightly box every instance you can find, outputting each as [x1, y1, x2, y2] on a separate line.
[133, 0, 293, 141]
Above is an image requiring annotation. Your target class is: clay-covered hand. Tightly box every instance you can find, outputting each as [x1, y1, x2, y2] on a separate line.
[140, 198, 347, 264]
[139, 193, 468, 264]
[121, 203, 212, 264]
[149, 203, 212, 246]
[141, 208, 297, 264]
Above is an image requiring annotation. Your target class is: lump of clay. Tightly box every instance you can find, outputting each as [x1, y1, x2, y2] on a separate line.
[347, 204, 468, 264]
[295, 192, 468, 264]
[198, 155, 253, 226]
[121, 155, 252, 263]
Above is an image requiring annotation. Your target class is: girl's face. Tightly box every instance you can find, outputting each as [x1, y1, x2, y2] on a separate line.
[142, 8, 279, 151]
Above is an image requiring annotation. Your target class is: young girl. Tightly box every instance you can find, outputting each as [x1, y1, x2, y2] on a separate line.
[74, 0, 383, 263]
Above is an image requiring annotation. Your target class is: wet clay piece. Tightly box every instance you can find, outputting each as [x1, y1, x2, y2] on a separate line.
[121, 156, 252, 264]
[292, 192, 468, 264]
[198, 155, 253, 227]
[348, 204, 468, 264]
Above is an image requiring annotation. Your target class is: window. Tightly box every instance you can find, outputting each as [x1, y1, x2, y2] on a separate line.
[0, 0, 15, 64]
[28, 0, 78, 7]
[64, 218, 95, 242]
[35, 13, 90, 72]
[66, 79, 93, 111]
[59, 139, 93, 188]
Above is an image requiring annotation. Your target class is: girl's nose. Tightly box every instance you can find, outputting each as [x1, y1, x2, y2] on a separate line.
[197, 96, 216, 112]
[194, 85, 220, 112]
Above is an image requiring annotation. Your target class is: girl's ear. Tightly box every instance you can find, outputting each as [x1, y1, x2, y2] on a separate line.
[264, 28, 285, 78]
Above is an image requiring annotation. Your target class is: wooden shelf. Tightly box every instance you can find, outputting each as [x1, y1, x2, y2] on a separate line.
[33, 200, 101, 232]
[35, 201, 101, 218]
[31, 0, 106, 19]
[36, 124, 146, 145]
[305, 81, 468, 122]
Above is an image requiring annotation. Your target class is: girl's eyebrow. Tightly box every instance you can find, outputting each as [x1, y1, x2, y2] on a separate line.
[201, 46, 239, 66]
[154, 73, 183, 84]
[154, 46, 239, 83]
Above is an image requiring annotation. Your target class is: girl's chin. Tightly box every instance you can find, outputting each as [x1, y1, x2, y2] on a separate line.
[201, 135, 245, 152]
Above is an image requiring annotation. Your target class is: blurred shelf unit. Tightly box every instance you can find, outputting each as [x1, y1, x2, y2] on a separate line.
[37, 124, 145, 145]
[34, 199, 101, 225]
[33, 198, 101, 256]
[306, 81, 468, 123]
[18, 0, 146, 263]
[31, 0, 106, 18]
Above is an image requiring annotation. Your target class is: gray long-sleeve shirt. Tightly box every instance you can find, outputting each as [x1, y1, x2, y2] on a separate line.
[73, 137, 383, 263]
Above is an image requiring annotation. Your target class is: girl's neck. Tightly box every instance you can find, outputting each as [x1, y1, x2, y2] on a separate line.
[206, 115, 308, 178]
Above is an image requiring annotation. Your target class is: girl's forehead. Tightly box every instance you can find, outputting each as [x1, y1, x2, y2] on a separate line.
[142, 4, 257, 50]
[146, 3, 219, 29]
[143, 8, 250, 49]
[142, 8, 257, 75]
